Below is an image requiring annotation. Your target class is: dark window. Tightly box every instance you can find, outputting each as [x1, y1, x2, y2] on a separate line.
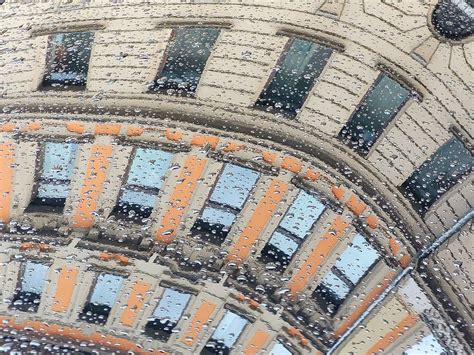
[150, 27, 221, 95]
[111, 148, 172, 223]
[338, 74, 411, 156]
[79, 273, 123, 325]
[431, 0, 474, 41]
[255, 38, 332, 117]
[313, 234, 379, 315]
[401, 137, 473, 213]
[259, 190, 325, 270]
[201, 311, 248, 355]
[42, 31, 94, 89]
[28, 142, 78, 212]
[10, 261, 49, 313]
[144, 287, 191, 341]
[191, 163, 259, 245]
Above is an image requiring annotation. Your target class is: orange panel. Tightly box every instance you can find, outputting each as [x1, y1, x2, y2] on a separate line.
[288, 216, 349, 296]
[0, 141, 15, 223]
[155, 155, 207, 243]
[0, 316, 167, 354]
[281, 156, 303, 173]
[126, 126, 145, 137]
[24, 121, 41, 131]
[332, 185, 345, 201]
[72, 145, 113, 229]
[227, 179, 289, 263]
[166, 129, 183, 142]
[262, 151, 277, 164]
[66, 122, 86, 134]
[120, 281, 151, 327]
[346, 194, 367, 216]
[334, 271, 395, 337]
[367, 214, 378, 229]
[190, 134, 219, 150]
[180, 301, 216, 347]
[305, 169, 321, 182]
[0, 123, 15, 132]
[244, 330, 270, 355]
[366, 314, 418, 354]
[52, 266, 79, 313]
[94, 123, 121, 136]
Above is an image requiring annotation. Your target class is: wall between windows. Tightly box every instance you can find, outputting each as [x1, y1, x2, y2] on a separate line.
[0, 0, 472, 242]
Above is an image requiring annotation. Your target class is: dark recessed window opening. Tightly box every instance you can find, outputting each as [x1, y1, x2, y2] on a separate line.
[149, 27, 221, 96]
[42, 31, 94, 90]
[201, 310, 248, 355]
[79, 273, 124, 325]
[400, 136, 473, 214]
[313, 233, 379, 315]
[111, 148, 172, 224]
[190, 163, 259, 245]
[259, 190, 325, 270]
[10, 261, 49, 313]
[338, 74, 411, 156]
[27, 142, 78, 213]
[144, 287, 191, 341]
[255, 38, 333, 117]
[431, 0, 474, 41]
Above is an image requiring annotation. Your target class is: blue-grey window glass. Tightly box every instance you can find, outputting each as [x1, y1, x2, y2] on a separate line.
[112, 148, 172, 223]
[10, 261, 49, 313]
[79, 273, 124, 325]
[202, 311, 248, 355]
[145, 288, 191, 341]
[31, 142, 78, 210]
[255, 38, 332, 116]
[401, 137, 473, 213]
[431, 0, 474, 41]
[404, 334, 447, 355]
[151, 27, 220, 95]
[260, 190, 325, 269]
[191, 164, 260, 245]
[270, 342, 293, 355]
[338, 74, 411, 156]
[313, 234, 379, 315]
[42, 32, 94, 89]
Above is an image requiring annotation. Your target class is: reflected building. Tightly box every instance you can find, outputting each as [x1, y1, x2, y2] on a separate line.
[0, 0, 472, 354]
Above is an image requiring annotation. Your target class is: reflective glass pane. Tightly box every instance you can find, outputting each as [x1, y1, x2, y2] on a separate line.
[36, 183, 70, 200]
[256, 38, 332, 116]
[152, 288, 191, 324]
[89, 273, 124, 307]
[127, 148, 172, 190]
[401, 137, 473, 213]
[335, 233, 379, 284]
[43, 31, 94, 88]
[267, 230, 299, 257]
[41, 142, 78, 181]
[21, 261, 48, 294]
[120, 189, 157, 209]
[319, 271, 351, 300]
[279, 190, 325, 239]
[152, 27, 220, 94]
[270, 342, 292, 355]
[201, 206, 236, 228]
[339, 74, 410, 155]
[405, 334, 446, 355]
[210, 164, 260, 210]
[210, 311, 248, 347]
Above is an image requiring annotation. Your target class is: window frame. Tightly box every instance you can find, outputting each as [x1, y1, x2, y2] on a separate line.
[254, 36, 334, 118]
[189, 161, 261, 245]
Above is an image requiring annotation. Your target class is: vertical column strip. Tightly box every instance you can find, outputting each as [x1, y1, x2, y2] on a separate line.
[243, 330, 270, 355]
[287, 215, 349, 296]
[227, 178, 289, 263]
[52, 266, 79, 313]
[120, 281, 151, 327]
[72, 144, 113, 229]
[179, 301, 216, 347]
[0, 140, 15, 223]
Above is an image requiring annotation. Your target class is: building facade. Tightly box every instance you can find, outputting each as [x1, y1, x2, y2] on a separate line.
[0, 0, 472, 353]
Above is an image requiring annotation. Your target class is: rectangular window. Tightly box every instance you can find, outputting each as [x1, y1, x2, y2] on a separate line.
[270, 342, 293, 355]
[201, 310, 248, 355]
[111, 148, 173, 223]
[79, 273, 124, 325]
[150, 27, 221, 95]
[313, 233, 379, 314]
[191, 163, 260, 245]
[255, 38, 333, 117]
[260, 190, 325, 270]
[401, 136, 473, 213]
[42, 31, 94, 89]
[10, 261, 49, 313]
[338, 74, 411, 156]
[145, 287, 191, 341]
[29, 142, 78, 211]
